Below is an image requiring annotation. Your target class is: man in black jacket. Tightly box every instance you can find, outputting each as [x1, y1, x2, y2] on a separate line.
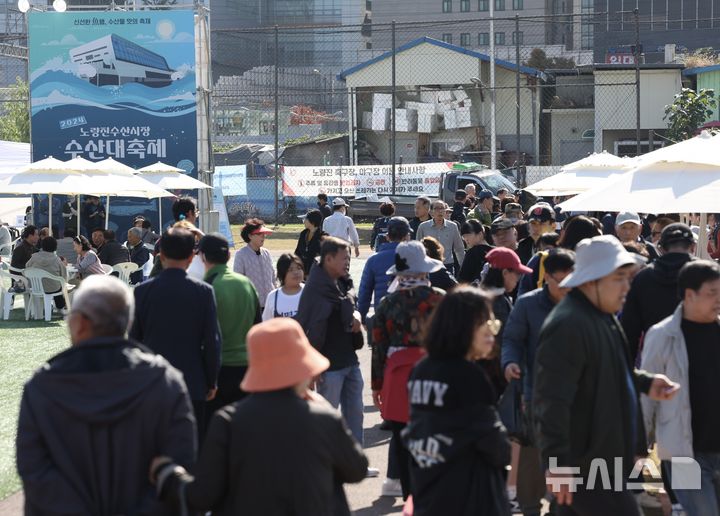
[16, 275, 196, 516]
[534, 235, 679, 515]
[621, 223, 696, 364]
[131, 227, 222, 443]
[295, 237, 366, 450]
[127, 227, 150, 284]
[96, 229, 130, 266]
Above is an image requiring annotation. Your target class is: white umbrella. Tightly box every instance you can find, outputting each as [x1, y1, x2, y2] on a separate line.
[526, 151, 636, 197]
[136, 161, 211, 230]
[63, 156, 173, 230]
[0, 157, 105, 236]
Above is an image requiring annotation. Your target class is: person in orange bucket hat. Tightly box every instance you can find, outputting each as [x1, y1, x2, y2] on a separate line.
[151, 317, 368, 516]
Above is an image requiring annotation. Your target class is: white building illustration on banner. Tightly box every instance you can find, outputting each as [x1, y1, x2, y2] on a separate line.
[69, 34, 174, 88]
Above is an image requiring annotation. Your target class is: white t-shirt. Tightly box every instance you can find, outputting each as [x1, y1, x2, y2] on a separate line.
[262, 285, 304, 321]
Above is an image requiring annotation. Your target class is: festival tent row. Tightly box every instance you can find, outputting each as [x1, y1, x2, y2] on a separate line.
[0, 156, 210, 235]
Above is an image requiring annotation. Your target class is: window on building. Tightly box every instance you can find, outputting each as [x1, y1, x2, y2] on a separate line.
[495, 31, 505, 45]
[478, 0, 489, 10]
[460, 33, 471, 46]
[495, 0, 505, 10]
[513, 0, 523, 8]
[442, 0, 452, 12]
[512, 31, 523, 45]
[581, 0, 593, 6]
[442, 33, 453, 44]
[460, 0, 470, 11]
[478, 32, 490, 45]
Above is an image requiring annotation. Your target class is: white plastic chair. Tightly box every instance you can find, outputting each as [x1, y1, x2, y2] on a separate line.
[0, 240, 14, 260]
[112, 262, 139, 284]
[0, 268, 30, 320]
[142, 256, 154, 280]
[23, 268, 75, 322]
[101, 264, 113, 275]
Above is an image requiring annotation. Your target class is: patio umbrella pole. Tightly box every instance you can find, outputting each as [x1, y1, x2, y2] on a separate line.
[158, 198, 162, 232]
[76, 195, 81, 237]
[48, 194, 53, 237]
[105, 195, 110, 230]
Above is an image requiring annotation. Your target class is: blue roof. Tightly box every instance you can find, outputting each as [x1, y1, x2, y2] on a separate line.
[110, 34, 171, 72]
[337, 37, 544, 81]
[683, 64, 720, 76]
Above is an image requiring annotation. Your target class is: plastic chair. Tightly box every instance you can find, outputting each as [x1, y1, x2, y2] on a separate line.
[142, 256, 154, 280]
[5, 264, 33, 319]
[0, 268, 29, 320]
[23, 268, 75, 322]
[0, 241, 14, 260]
[101, 264, 113, 275]
[112, 262, 139, 284]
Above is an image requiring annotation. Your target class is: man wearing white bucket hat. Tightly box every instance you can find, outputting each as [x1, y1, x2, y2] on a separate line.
[533, 235, 680, 515]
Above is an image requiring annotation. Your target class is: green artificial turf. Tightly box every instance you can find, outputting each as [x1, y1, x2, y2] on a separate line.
[0, 310, 68, 500]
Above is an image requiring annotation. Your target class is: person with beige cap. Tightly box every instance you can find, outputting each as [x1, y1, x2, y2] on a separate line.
[150, 317, 368, 516]
[533, 235, 680, 515]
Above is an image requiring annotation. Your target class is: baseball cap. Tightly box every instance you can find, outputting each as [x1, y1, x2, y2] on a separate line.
[615, 212, 641, 226]
[455, 189, 467, 200]
[387, 216, 412, 239]
[332, 197, 348, 207]
[527, 204, 556, 223]
[250, 225, 273, 236]
[478, 190, 493, 201]
[491, 218, 515, 233]
[659, 223, 695, 249]
[504, 203, 523, 217]
[198, 233, 230, 257]
[485, 247, 533, 274]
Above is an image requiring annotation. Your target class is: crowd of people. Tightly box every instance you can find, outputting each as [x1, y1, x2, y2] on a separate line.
[11, 187, 720, 516]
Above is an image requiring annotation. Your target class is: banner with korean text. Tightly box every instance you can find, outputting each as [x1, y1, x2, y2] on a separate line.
[282, 162, 454, 197]
[28, 10, 197, 232]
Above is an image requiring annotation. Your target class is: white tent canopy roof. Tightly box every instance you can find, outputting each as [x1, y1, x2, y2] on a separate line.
[136, 161, 210, 190]
[526, 152, 636, 197]
[559, 132, 720, 213]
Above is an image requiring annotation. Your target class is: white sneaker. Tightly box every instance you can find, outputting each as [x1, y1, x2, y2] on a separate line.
[366, 467, 380, 478]
[381, 478, 402, 497]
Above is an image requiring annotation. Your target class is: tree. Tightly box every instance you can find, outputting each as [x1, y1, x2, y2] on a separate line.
[0, 77, 29, 143]
[663, 88, 717, 142]
[525, 48, 576, 71]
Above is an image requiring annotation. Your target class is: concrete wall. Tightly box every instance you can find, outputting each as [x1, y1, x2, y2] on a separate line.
[593, 68, 681, 151]
[548, 109, 595, 165]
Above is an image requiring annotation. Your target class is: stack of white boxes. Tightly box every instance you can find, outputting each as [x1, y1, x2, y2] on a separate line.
[405, 101, 437, 133]
[394, 108, 418, 132]
[371, 93, 395, 131]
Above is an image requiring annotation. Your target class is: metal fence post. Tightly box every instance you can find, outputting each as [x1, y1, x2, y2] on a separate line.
[515, 13, 522, 184]
[634, 8, 641, 156]
[391, 19, 396, 195]
[274, 24, 279, 223]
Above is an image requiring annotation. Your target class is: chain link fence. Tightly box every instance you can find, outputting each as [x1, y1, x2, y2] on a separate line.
[210, 11, 654, 223]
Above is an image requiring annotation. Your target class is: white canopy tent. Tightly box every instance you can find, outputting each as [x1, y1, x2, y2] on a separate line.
[0, 156, 172, 236]
[136, 162, 211, 230]
[559, 132, 720, 259]
[526, 151, 636, 197]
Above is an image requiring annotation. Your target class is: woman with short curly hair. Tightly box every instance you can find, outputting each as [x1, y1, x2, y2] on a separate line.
[233, 218, 277, 311]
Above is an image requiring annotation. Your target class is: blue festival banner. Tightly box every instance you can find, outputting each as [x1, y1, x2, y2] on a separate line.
[28, 10, 197, 233]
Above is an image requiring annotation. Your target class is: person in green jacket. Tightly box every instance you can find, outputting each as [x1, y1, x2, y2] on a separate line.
[198, 233, 261, 416]
[533, 235, 680, 516]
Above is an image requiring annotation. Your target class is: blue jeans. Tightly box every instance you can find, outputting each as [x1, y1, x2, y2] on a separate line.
[672, 453, 720, 516]
[317, 364, 364, 445]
